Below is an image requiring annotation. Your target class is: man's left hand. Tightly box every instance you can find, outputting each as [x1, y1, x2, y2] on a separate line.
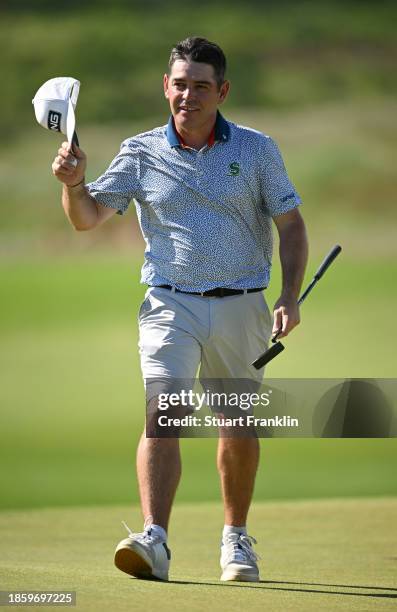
[272, 296, 300, 339]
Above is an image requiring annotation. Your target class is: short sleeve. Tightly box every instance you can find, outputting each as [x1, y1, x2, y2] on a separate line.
[259, 136, 302, 217]
[86, 139, 140, 216]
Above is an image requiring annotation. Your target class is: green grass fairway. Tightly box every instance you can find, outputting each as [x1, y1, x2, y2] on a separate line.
[0, 257, 397, 509]
[0, 499, 396, 612]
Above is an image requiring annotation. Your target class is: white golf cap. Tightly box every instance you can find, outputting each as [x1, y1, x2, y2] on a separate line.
[32, 77, 80, 144]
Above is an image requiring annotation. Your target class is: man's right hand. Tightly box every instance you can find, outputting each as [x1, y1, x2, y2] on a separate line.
[52, 141, 87, 187]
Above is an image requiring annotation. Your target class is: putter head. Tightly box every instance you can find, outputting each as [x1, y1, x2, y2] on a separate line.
[252, 341, 285, 370]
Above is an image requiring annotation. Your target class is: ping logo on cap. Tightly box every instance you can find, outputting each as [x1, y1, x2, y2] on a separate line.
[48, 110, 62, 132]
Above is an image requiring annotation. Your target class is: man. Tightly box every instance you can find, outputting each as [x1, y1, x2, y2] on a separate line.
[52, 36, 308, 583]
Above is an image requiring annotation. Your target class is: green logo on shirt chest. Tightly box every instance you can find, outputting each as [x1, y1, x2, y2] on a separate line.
[228, 162, 240, 176]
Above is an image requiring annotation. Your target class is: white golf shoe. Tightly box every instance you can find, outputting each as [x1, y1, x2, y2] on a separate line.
[114, 521, 171, 581]
[220, 532, 260, 582]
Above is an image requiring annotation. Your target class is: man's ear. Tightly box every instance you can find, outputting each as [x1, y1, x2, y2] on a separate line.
[163, 73, 169, 99]
[218, 80, 230, 104]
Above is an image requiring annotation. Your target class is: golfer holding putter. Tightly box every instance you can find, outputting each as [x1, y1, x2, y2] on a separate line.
[52, 37, 308, 582]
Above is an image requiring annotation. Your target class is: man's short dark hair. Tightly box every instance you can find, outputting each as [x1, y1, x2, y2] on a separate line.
[168, 37, 227, 88]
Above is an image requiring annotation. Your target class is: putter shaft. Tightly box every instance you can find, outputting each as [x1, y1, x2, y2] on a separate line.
[252, 245, 342, 369]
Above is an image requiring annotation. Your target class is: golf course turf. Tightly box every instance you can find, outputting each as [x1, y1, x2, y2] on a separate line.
[1, 498, 396, 612]
[1, 96, 396, 611]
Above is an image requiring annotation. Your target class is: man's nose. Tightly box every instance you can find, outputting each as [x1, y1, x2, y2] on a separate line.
[182, 88, 194, 100]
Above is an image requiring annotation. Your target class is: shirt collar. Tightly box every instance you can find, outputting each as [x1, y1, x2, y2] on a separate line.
[166, 111, 230, 148]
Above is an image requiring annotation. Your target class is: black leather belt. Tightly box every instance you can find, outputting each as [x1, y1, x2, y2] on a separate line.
[156, 285, 265, 298]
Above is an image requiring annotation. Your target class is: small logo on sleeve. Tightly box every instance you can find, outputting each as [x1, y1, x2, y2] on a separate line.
[228, 162, 240, 176]
[280, 192, 295, 203]
[48, 110, 62, 132]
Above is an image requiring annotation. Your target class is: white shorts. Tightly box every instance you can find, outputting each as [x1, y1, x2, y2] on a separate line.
[138, 287, 272, 398]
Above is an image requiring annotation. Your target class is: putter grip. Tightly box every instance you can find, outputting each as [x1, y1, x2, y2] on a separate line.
[314, 245, 342, 280]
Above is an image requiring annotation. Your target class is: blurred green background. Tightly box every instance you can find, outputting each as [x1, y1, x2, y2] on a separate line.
[0, 0, 396, 510]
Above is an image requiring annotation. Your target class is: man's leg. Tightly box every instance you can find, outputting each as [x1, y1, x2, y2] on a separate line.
[136, 429, 181, 532]
[115, 287, 201, 580]
[200, 292, 270, 581]
[113, 402, 181, 581]
[217, 434, 261, 582]
[217, 435, 259, 526]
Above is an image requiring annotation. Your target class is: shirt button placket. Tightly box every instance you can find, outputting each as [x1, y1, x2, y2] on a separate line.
[197, 152, 204, 183]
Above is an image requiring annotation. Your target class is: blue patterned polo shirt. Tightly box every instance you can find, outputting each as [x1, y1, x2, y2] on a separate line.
[86, 112, 301, 291]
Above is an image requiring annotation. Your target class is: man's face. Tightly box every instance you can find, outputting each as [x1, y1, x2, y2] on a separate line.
[164, 59, 229, 131]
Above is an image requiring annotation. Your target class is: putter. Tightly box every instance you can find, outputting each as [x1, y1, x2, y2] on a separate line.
[252, 245, 342, 369]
